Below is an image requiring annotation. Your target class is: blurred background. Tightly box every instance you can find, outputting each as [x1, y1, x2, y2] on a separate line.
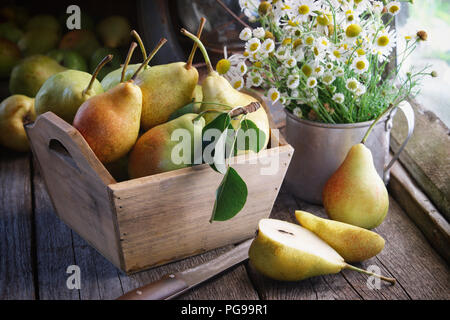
[398, 0, 450, 127]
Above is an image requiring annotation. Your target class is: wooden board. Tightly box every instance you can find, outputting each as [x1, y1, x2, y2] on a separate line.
[0, 149, 35, 300]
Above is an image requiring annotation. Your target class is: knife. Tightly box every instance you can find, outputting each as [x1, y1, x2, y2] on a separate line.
[116, 238, 253, 300]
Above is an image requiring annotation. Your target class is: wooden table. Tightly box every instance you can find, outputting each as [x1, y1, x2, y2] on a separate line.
[1, 145, 449, 300]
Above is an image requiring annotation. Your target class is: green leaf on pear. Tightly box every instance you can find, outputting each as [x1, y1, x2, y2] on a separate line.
[210, 167, 248, 222]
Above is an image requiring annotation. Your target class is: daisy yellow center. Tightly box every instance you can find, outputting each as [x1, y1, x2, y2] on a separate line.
[346, 24, 362, 38]
[317, 14, 332, 26]
[288, 20, 299, 27]
[282, 38, 292, 45]
[302, 65, 312, 77]
[298, 5, 310, 15]
[243, 51, 250, 57]
[354, 0, 362, 3]
[356, 48, 365, 56]
[313, 47, 320, 56]
[323, 75, 333, 83]
[356, 61, 366, 70]
[216, 59, 231, 74]
[377, 35, 390, 47]
[254, 61, 262, 68]
[389, 5, 400, 14]
[271, 91, 279, 101]
[250, 43, 259, 52]
[240, 65, 246, 72]
[306, 36, 314, 45]
[348, 81, 358, 90]
[308, 79, 316, 86]
[321, 39, 328, 46]
[333, 50, 341, 58]
[293, 39, 303, 48]
[233, 80, 242, 89]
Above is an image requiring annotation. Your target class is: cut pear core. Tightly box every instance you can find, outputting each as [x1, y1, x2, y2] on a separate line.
[258, 219, 344, 264]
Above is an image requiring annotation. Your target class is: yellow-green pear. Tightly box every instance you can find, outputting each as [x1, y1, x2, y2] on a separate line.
[0, 95, 36, 152]
[322, 143, 389, 230]
[181, 28, 270, 150]
[128, 113, 205, 179]
[249, 219, 395, 284]
[135, 20, 205, 131]
[295, 210, 385, 262]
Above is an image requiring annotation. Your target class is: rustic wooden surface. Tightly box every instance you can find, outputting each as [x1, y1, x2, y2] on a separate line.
[1, 145, 449, 300]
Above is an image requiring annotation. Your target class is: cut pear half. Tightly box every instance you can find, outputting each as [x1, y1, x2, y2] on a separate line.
[249, 219, 395, 284]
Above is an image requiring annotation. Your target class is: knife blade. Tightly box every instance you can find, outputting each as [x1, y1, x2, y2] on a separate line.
[116, 238, 253, 300]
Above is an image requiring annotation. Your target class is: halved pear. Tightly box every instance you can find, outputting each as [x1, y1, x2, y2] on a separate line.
[248, 219, 395, 284]
[295, 210, 385, 262]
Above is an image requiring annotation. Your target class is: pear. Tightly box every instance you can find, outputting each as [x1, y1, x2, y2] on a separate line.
[73, 40, 166, 164]
[18, 30, 59, 56]
[249, 219, 395, 284]
[9, 55, 66, 97]
[295, 210, 385, 262]
[47, 49, 88, 72]
[323, 143, 389, 230]
[35, 55, 111, 123]
[25, 15, 60, 34]
[0, 22, 24, 43]
[101, 30, 148, 91]
[59, 30, 100, 59]
[181, 28, 270, 150]
[90, 47, 122, 81]
[0, 95, 36, 152]
[135, 19, 206, 131]
[0, 38, 21, 78]
[128, 113, 205, 179]
[97, 16, 131, 48]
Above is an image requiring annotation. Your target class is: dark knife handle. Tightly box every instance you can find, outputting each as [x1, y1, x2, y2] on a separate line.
[116, 274, 189, 300]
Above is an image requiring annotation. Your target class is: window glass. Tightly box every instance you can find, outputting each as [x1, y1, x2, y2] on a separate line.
[397, 1, 450, 127]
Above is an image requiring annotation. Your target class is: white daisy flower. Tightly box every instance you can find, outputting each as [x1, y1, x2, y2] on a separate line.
[307, 77, 318, 88]
[325, 62, 334, 70]
[332, 93, 345, 104]
[230, 76, 244, 90]
[267, 88, 280, 103]
[275, 47, 290, 60]
[317, 37, 331, 49]
[372, 1, 384, 14]
[261, 38, 275, 53]
[293, 107, 303, 118]
[355, 83, 367, 96]
[293, 48, 305, 61]
[239, 27, 253, 41]
[373, 27, 396, 62]
[253, 27, 266, 39]
[287, 74, 300, 89]
[346, 78, 360, 93]
[313, 65, 324, 76]
[292, 0, 320, 23]
[351, 56, 370, 74]
[322, 72, 336, 85]
[344, 23, 363, 43]
[386, 2, 401, 16]
[245, 38, 261, 54]
[247, 72, 263, 87]
[237, 61, 248, 75]
[335, 67, 345, 77]
[284, 56, 297, 68]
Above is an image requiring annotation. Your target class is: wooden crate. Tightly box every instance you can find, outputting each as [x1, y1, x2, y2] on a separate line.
[25, 108, 293, 274]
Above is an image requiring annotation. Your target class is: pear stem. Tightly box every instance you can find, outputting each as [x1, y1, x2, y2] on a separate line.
[186, 17, 206, 70]
[121, 42, 138, 83]
[131, 30, 147, 63]
[83, 54, 113, 96]
[361, 103, 395, 144]
[345, 263, 396, 285]
[131, 38, 167, 81]
[215, 0, 251, 28]
[181, 28, 214, 74]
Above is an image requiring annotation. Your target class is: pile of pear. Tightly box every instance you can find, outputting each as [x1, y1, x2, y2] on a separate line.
[0, 19, 271, 184]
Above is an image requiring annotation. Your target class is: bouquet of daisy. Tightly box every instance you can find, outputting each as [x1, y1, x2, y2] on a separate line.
[216, 0, 433, 124]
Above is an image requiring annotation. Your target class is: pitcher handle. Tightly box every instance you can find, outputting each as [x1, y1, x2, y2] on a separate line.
[383, 101, 415, 182]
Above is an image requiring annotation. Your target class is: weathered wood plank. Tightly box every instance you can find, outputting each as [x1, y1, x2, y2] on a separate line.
[33, 162, 79, 300]
[388, 161, 450, 264]
[0, 149, 35, 300]
[391, 101, 450, 220]
[118, 244, 259, 300]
